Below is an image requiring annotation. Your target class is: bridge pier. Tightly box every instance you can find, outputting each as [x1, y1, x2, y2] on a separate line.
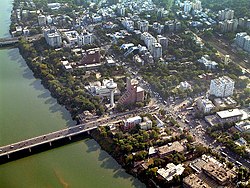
[49, 142, 52, 146]
[29, 148, 32, 152]
[7, 154, 10, 159]
[88, 131, 90, 135]
[69, 136, 71, 140]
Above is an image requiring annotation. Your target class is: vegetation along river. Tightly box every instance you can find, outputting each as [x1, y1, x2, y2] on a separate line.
[0, 0, 145, 187]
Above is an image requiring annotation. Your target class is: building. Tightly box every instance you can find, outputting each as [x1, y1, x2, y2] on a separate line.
[157, 35, 168, 49]
[235, 121, 250, 133]
[184, 1, 192, 13]
[198, 56, 218, 69]
[85, 79, 119, 97]
[123, 116, 142, 130]
[77, 32, 94, 46]
[202, 161, 237, 186]
[216, 108, 243, 123]
[118, 78, 144, 105]
[197, 98, 215, 114]
[137, 20, 149, 32]
[209, 76, 234, 97]
[157, 141, 185, 158]
[218, 9, 234, 21]
[121, 17, 134, 32]
[139, 117, 152, 130]
[183, 174, 211, 188]
[38, 15, 46, 26]
[44, 27, 62, 47]
[79, 48, 101, 65]
[152, 43, 162, 60]
[236, 32, 248, 48]
[47, 3, 61, 10]
[192, 0, 202, 11]
[219, 19, 238, 32]
[180, 81, 192, 91]
[64, 30, 79, 46]
[243, 35, 250, 52]
[157, 163, 185, 182]
[235, 32, 250, 53]
[141, 32, 157, 52]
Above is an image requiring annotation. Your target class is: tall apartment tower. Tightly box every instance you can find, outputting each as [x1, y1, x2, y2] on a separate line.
[209, 76, 235, 97]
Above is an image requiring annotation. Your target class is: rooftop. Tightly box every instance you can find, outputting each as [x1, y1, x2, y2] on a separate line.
[183, 174, 211, 188]
[157, 163, 185, 181]
[216, 109, 243, 119]
[202, 162, 236, 184]
[158, 141, 185, 156]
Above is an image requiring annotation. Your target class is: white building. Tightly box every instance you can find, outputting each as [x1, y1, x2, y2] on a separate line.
[38, 15, 46, 26]
[198, 56, 218, 69]
[64, 30, 79, 46]
[210, 76, 234, 97]
[243, 35, 250, 52]
[192, 0, 202, 11]
[77, 32, 94, 46]
[216, 108, 243, 123]
[92, 14, 102, 22]
[46, 15, 53, 24]
[137, 20, 149, 32]
[157, 163, 185, 182]
[44, 27, 62, 47]
[197, 98, 215, 114]
[218, 9, 234, 21]
[139, 117, 152, 130]
[124, 116, 142, 127]
[184, 1, 192, 13]
[141, 32, 157, 52]
[180, 81, 192, 91]
[121, 17, 134, 32]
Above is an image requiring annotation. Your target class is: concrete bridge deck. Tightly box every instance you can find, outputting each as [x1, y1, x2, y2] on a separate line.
[0, 124, 97, 162]
[0, 106, 154, 164]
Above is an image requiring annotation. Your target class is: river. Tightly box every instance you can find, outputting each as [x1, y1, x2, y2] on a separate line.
[0, 0, 145, 187]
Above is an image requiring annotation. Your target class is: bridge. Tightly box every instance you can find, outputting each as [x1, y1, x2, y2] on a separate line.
[0, 106, 155, 164]
[0, 123, 98, 164]
[0, 37, 19, 46]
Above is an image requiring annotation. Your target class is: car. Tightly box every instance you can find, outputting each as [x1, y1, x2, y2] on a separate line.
[10, 145, 14, 148]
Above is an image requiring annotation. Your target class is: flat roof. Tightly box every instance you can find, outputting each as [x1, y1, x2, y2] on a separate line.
[183, 174, 211, 188]
[158, 141, 184, 155]
[216, 109, 243, 119]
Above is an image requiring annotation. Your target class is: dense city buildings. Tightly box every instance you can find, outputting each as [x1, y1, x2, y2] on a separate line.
[6, 0, 250, 187]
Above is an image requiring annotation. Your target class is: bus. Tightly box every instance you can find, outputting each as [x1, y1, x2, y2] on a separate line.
[221, 152, 227, 157]
[186, 107, 194, 111]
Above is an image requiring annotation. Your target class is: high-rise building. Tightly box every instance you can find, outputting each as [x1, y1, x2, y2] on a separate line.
[210, 76, 235, 97]
[243, 35, 250, 52]
[235, 32, 248, 48]
[157, 35, 168, 49]
[152, 43, 162, 60]
[192, 0, 202, 10]
[184, 1, 192, 13]
[218, 9, 234, 21]
[137, 20, 149, 32]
